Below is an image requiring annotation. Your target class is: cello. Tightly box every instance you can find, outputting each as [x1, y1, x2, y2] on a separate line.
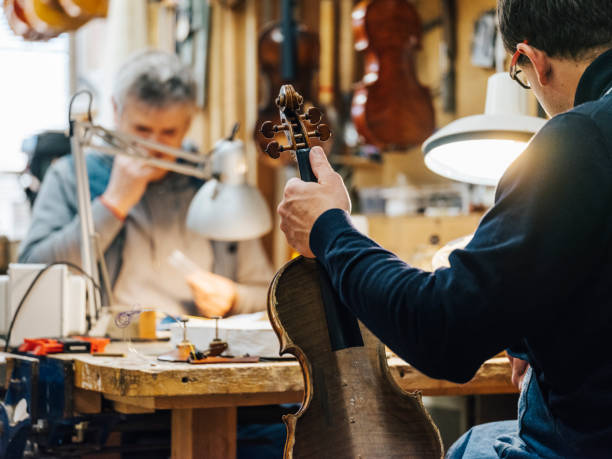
[262, 85, 443, 458]
[351, 0, 435, 149]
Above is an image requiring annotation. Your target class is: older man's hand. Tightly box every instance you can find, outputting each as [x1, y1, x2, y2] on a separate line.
[187, 270, 237, 318]
[278, 146, 351, 257]
[101, 156, 167, 219]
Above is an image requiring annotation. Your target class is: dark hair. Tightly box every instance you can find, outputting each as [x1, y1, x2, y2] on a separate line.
[498, 0, 612, 59]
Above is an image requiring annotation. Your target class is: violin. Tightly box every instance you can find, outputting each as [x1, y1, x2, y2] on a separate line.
[254, 0, 330, 261]
[3, 0, 47, 40]
[351, 0, 435, 149]
[4, 0, 107, 40]
[255, 0, 322, 165]
[263, 85, 442, 458]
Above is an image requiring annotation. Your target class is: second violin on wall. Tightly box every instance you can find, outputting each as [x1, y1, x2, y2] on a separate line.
[351, 0, 436, 150]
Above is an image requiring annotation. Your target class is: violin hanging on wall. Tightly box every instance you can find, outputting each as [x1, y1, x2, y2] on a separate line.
[351, 0, 435, 150]
[255, 0, 323, 165]
[4, 0, 108, 41]
[254, 0, 331, 263]
[262, 85, 443, 458]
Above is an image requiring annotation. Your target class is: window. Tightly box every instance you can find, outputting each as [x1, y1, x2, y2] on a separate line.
[0, 12, 71, 173]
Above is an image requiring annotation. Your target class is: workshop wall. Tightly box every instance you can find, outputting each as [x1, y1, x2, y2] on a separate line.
[186, 0, 526, 185]
[185, 2, 260, 185]
[351, 0, 502, 188]
[184, 0, 532, 267]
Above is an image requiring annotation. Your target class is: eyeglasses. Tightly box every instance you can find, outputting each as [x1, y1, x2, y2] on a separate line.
[509, 40, 530, 89]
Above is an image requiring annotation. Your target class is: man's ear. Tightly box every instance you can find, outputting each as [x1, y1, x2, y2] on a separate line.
[517, 42, 551, 86]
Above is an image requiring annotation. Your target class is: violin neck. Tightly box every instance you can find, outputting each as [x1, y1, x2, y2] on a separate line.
[296, 148, 317, 183]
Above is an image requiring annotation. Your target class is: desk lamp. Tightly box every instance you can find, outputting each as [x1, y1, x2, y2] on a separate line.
[423, 28, 546, 186]
[422, 72, 546, 186]
[68, 92, 272, 324]
[186, 137, 272, 241]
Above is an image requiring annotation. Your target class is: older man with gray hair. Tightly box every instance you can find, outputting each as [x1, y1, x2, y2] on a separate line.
[19, 50, 274, 319]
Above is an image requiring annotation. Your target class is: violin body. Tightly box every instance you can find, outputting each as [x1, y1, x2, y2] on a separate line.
[268, 257, 443, 458]
[351, 0, 435, 149]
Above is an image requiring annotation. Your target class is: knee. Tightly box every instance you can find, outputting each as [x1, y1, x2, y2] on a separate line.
[446, 420, 518, 459]
[446, 427, 473, 458]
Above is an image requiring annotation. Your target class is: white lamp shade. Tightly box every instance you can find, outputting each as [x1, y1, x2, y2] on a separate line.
[422, 73, 546, 186]
[186, 179, 272, 241]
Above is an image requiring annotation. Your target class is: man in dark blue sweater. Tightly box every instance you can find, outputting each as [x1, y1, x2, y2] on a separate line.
[278, 1, 612, 457]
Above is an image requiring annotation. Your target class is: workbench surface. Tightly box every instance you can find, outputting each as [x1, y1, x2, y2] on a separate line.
[46, 342, 515, 458]
[53, 342, 515, 399]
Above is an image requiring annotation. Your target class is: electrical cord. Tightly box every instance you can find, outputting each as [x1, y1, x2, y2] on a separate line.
[4, 261, 102, 352]
[68, 90, 93, 126]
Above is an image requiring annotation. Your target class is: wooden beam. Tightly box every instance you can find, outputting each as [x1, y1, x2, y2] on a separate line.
[318, 0, 335, 105]
[222, 6, 240, 133]
[338, 0, 355, 94]
[72, 357, 304, 397]
[113, 401, 155, 414]
[104, 393, 156, 410]
[244, 0, 259, 185]
[103, 391, 303, 410]
[74, 388, 102, 414]
[172, 407, 237, 459]
[155, 391, 303, 409]
[207, 3, 225, 144]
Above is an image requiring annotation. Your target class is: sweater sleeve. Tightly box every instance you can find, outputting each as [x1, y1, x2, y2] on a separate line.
[310, 113, 612, 383]
[18, 158, 124, 266]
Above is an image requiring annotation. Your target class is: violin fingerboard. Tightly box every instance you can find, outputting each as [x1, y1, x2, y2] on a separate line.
[296, 148, 317, 183]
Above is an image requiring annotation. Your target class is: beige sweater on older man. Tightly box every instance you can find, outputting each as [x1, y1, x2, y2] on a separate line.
[19, 154, 274, 317]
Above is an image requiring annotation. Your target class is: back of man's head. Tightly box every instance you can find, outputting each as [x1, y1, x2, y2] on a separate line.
[112, 50, 196, 114]
[498, 0, 612, 61]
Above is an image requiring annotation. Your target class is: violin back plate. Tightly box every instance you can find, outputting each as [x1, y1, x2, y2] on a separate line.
[351, 0, 436, 149]
[268, 256, 443, 458]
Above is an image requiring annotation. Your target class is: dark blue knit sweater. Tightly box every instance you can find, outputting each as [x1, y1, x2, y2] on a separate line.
[311, 49, 612, 450]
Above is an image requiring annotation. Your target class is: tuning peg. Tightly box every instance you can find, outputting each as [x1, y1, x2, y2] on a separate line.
[265, 141, 284, 159]
[308, 124, 332, 141]
[317, 124, 331, 141]
[260, 121, 275, 139]
[261, 121, 288, 139]
[304, 107, 322, 124]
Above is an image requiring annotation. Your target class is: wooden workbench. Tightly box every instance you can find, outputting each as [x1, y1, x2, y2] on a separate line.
[48, 342, 516, 458]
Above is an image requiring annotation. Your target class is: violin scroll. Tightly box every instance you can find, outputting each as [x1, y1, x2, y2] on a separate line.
[260, 84, 331, 160]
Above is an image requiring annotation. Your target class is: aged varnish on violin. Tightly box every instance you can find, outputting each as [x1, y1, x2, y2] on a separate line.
[263, 85, 442, 458]
[351, 0, 435, 149]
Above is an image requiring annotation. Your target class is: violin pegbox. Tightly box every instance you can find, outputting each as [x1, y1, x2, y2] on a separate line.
[260, 84, 331, 160]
